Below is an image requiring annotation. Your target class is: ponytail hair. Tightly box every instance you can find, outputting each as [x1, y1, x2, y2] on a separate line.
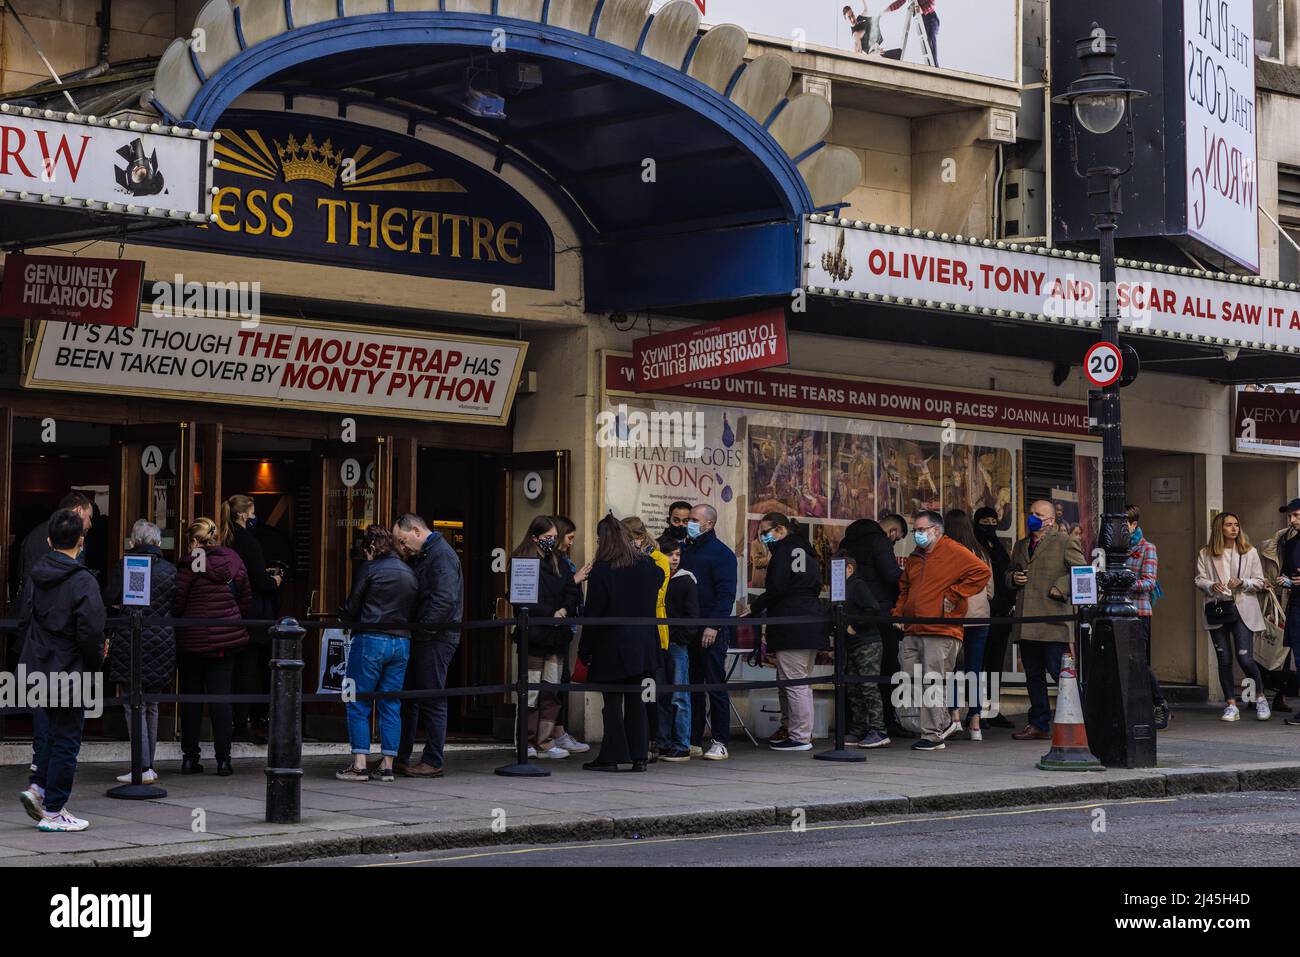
[189, 517, 221, 549]
[220, 494, 254, 546]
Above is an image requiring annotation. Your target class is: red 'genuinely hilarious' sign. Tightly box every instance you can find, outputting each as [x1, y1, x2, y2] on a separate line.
[0, 254, 144, 327]
[24, 311, 528, 425]
[632, 307, 789, 390]
[605, 354, 1091, 438]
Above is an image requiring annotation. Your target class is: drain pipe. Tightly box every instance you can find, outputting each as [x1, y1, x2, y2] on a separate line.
[95, 0, 111, 66]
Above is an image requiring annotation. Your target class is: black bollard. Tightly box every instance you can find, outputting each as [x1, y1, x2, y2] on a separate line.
[816, 602, 865, 763]
[265, 617, 306, 823]
[107, 608, 168, 799]
[496, 608, 549, 777]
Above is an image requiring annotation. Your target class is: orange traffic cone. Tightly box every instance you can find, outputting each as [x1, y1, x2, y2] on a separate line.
[1036, 653, 1103, 772]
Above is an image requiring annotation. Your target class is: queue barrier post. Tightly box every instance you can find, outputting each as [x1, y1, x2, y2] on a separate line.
[266, 617, 306, 823]
[496, 607, 549, 777]
[106, 608, 168, 799]
[816, 602, 865, 763]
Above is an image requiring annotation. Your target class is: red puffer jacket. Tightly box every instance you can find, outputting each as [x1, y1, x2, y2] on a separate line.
[173, 545, 253, 656]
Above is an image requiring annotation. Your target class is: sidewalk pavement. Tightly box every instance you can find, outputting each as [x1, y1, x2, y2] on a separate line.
[3, 706, 1299, 866]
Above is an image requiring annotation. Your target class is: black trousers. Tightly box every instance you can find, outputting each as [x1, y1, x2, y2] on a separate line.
[179, 654, 235, 762]
[597, 684, 648, 765]
[398, 638, 457, 769]
[232, 640, 269, 728]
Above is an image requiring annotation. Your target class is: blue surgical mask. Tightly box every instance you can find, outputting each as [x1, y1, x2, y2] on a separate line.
[760, 531, 778, 546]
[686, 521, 703, 539]
[1027, 515, 1044, 533]
[913, 529, 931, 549]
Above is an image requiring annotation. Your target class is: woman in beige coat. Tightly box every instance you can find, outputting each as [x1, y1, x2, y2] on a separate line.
[1195, 513, 1270, 722]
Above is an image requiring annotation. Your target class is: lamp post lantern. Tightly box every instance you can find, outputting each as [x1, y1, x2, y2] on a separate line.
[1052, 25, 1156, 769]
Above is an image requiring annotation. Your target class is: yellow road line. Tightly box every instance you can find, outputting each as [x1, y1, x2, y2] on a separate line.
[358, 797, 1176, 867]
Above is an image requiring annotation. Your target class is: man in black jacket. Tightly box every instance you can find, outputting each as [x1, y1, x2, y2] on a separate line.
[841, 514, 908, 735]
[17, 509, 105, 832]
[17, 492, 93, 606]
[392, 512, 463, 777]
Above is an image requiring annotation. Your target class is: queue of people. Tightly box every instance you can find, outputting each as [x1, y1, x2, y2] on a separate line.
[15, 487, 1300, 830]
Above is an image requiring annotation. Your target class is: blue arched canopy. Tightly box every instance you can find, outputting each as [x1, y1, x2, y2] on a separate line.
[157, 9, 847, 311]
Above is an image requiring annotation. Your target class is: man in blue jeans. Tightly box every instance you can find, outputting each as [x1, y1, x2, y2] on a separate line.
[681, 504, 738, 761]
[392, 513, 463, 777]
[17, 508, 105, 832]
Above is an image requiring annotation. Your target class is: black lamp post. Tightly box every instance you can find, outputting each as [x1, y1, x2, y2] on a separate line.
[1052, 25, 1156, 769]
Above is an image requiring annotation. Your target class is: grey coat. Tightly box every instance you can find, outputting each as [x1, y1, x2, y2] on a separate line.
[1007, 527, 1084, 644]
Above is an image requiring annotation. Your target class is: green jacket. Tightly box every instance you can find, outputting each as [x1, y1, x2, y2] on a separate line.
[1007, 526, 1083, 643]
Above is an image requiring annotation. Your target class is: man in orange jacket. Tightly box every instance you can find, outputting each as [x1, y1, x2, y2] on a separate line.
[892, 510, 991, 752]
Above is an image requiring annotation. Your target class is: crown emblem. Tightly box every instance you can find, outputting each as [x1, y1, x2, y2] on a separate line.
[275, 133, 342, 187]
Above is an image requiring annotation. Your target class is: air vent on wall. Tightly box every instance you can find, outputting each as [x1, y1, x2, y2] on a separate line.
[1023, 439, 1077, 506]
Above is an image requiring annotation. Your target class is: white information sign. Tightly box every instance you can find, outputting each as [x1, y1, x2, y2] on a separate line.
[122, 554, 152, 606]
[1070, 565, 1098, 606]
[830, 558, 847, 603]
[510, 558, 541, 605]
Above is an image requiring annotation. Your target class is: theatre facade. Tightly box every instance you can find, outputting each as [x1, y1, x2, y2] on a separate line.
[1, 0, 1299, 743]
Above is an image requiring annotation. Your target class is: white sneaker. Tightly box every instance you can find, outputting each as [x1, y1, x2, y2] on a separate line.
[18, 787, 46, 822]
[38, 809, 88, 832]
[689, 745, 704, 758]
[968, 727, 983, 741]
[1256, 698, 1272, 721]
[527, 745, 538, 758]
[115, 769, 159, 784]
[1221, 704, 1241, 722]
[939, 720, 962, 741]
[553, 732, 590, 754]
[535, 746, 570, 759]
[702, 743, 729, 761]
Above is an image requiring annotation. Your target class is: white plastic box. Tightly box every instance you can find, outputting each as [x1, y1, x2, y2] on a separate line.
[747, 690, 831, 740]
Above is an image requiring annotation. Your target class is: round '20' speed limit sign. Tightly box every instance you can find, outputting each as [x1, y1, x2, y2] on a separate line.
[1084, 341, 1123, 388]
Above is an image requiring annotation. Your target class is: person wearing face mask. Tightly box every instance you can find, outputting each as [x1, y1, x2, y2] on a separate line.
[743, 513, 827, 751]
[680, 504, 739, 760]
[510, 516, 584, 759]
[1125, 506, 1170, 729]
[1262, 501, 1300, 721]
[972, 507, 1015, 729]
[622, 516, 672, 759]
[1007, 500, 1085, 741]
[663, 501, 694, 545]
[892, 511, 991, 751]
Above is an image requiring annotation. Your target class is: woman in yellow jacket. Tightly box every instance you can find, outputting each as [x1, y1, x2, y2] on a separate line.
[622, 517, 672, 759]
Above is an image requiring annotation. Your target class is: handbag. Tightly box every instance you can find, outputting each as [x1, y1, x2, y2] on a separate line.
[1205, 552, 1241, 628]
[1255, 587, 1291, 672]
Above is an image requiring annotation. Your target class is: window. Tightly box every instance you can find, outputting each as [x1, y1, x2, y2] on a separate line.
[1280, 226, 1300, 284]
[1255, 0, 1283, 61]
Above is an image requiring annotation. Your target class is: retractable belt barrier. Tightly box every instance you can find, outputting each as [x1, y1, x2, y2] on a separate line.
[0, 607, 1081, 816]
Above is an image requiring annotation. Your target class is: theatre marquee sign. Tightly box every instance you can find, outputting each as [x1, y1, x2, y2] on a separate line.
[23, 313, 528, 425]
[805, 218, 1300, 353]
[144, 111, 555, 289]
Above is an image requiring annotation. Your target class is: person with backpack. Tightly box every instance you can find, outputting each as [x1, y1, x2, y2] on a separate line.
[16, 509, 106, 832]
[836, 550, 889, 749]
[173, 517, 253, 776]
[103, 520, 176, 785]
